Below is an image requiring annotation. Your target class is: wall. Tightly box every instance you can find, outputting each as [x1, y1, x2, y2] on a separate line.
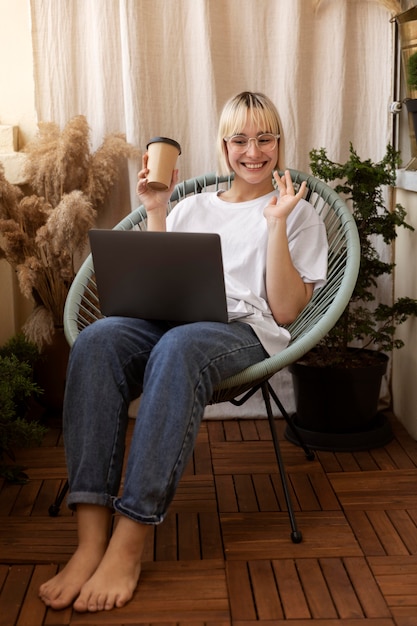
[0, 0, 38, 345]
[393, 174, 417, 439]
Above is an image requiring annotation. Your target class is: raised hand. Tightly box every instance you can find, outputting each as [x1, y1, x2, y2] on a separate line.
[263, 170, 307, 221]
[136, 152, 178, 213]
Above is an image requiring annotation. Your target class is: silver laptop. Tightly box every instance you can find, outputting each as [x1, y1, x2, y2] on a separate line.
[88, 229, 231, 323]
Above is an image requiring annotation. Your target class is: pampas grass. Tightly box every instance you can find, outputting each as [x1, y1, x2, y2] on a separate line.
[0, 115, 139, 349]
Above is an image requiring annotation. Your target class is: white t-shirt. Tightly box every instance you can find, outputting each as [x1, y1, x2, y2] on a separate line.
[167, 189, 328, 356]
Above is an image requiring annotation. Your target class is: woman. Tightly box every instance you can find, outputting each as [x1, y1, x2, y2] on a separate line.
[39, 91, 328, 613]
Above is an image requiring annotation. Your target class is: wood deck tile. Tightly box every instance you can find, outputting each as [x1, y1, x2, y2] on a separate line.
[329, 469, 417, 509]
[366, 510, 413, 555]
[387, 509, 417, 554]
[297, 558, 338, 618]
[12, 447, 67, 474]
[343, 557, 392, 618]
[251, 473, 281, 511]
[226, 561, 257, 621]
[290, 472, 322, 510]
[345, 509, 388, 556]
[16, 564, 57, 626]
[0, 518, 77, 564]
[70, 560, 229, 624]
[247, 559, 284, 619]
[272, 558, 311, 619]
[368, 555, 417, 624]
[233, 617, 394, 626]
[319, 557, 364, 618]
[170, 475, 217, 513]
[148, 510, 224, 563]
[0, 564, 34, 626]
[221, 511, 362, 559]
[210, 440, 316, 474]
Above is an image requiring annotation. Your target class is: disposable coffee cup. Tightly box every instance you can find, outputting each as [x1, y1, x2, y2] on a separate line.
[146, 137, 181, 190]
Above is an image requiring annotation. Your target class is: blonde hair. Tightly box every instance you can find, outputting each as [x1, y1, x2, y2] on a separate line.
[216, 91, 285, 176]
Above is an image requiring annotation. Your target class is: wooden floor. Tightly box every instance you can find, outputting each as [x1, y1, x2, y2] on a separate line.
[1, 411, 417, 625]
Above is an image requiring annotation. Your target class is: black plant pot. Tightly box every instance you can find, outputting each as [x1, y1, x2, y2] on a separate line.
[34, 326, 70, 413]
[286, 350, 393, 452]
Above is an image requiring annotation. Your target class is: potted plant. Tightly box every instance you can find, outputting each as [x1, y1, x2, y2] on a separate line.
[0, 116, 139, 408]
[404, 51, 417, 143]
[286, 144, 417, 451]
[0, 334, 46, 483]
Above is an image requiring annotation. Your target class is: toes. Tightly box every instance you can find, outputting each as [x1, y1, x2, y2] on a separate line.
[38, 584, 60, 607]
[95, 593, 107, 612]
[105, 595, 117, 611]
[73, 593, 89, 613]
[114, 594, 127, 609]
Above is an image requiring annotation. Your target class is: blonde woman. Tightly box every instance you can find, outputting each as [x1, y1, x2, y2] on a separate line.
[39, 91, 327, 613]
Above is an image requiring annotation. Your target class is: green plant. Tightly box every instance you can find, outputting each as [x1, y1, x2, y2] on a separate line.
[0, 332, 41, 365]
[407, 51, 417, 91]
[0, 334, 46, 483]
[308, 143, 417, 366]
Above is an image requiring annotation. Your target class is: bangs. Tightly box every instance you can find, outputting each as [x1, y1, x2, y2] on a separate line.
[221, 93, 280, 137]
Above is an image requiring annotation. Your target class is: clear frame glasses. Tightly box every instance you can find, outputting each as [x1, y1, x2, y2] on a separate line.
[224, 133, 280, 154]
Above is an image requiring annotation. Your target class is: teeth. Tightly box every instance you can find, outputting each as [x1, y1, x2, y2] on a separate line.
[245, 163, 263, 169]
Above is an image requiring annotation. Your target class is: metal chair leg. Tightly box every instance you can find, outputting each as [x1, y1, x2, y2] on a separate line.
[267, 382, 315, 461]
[261, 382, 303, 543]
[48, 479, 69, 517]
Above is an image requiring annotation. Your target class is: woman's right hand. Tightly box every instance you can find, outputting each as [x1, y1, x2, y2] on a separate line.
[136, 152, 178, 213]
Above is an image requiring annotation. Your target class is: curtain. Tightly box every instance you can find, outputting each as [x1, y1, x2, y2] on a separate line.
[30, 0, 394, 184]
[29, 0, 396, 415]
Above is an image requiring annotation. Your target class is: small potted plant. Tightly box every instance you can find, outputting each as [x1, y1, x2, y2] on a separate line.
[286, 144, 417, 451]
[0, 334, 46, 483]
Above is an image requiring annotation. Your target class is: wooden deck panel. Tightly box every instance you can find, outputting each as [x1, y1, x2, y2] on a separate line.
[0, 412, 417, 624]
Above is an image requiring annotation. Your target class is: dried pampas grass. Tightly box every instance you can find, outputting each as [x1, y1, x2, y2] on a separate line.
[84, 134, 139, 207]
[0, 116, 139, 349]
[22, 306, 55, 349]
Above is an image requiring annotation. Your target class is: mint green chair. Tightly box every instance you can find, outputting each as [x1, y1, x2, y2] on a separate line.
[51, 171, 360, 543]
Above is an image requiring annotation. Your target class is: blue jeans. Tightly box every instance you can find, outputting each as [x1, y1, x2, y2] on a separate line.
[63, 316, 266, 524]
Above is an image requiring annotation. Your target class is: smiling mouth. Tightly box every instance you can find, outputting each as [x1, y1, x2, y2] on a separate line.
[243, 162, 265, 170]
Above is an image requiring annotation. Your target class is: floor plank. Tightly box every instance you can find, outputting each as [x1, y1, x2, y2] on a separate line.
[221, 511, 362, 559]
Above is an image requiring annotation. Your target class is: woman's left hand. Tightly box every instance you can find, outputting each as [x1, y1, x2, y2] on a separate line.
[263, 170, 307, 221]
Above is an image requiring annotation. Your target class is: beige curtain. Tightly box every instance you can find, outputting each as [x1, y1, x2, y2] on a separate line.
[30, 0, 394, 187]
[29, 0, 396, 415]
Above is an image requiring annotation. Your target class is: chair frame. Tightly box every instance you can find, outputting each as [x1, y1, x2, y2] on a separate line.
[50, 170, 360, 543]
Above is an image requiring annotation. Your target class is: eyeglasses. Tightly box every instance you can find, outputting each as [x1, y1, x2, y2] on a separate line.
[224, 133, 280, 153]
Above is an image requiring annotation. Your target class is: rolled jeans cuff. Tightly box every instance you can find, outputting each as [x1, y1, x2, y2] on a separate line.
[66, 491, 114, 511]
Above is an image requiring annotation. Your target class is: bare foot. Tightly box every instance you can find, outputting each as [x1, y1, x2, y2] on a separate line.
[38, 543, 106, 610]
[39, 504, 112, 610]
[73, 516, 149, 612]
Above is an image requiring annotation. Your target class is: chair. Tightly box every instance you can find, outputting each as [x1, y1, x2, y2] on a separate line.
[49, 170, 360, 543]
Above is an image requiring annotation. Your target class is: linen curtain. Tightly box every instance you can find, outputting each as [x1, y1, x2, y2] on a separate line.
[29, 0, 397, 415]
[30, 0, 394, 187]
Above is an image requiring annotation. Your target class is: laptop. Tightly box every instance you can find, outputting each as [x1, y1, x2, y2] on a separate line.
[89, 229, 232, 323]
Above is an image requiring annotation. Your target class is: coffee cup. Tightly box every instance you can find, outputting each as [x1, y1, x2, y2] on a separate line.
[146, 137, 181, 190]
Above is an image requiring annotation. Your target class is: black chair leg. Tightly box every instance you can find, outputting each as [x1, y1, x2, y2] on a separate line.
[49, 479, 69, 517]
[261, 381, 303, 543]
[267, 382, 315, 461]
